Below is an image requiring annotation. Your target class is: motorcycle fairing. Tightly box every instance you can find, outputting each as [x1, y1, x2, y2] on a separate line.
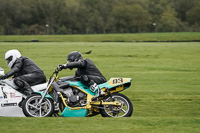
[0, 83, 24, 117]
[2, 79, 47, 92]
[61, 106, 87, 117]
[31, 83, 48, 91]
[2, 79, 19, 89]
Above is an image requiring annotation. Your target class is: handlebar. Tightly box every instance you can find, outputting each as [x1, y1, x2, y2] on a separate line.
[47, 67, 60, 85]
[53, 68, 59, 75]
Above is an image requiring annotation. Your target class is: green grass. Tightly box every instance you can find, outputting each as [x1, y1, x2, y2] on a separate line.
[0, 42, 200, 133]
[0, 32, 200, 42]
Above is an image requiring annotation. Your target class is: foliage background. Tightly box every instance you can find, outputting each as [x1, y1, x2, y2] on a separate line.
[0, 0, 200, 35]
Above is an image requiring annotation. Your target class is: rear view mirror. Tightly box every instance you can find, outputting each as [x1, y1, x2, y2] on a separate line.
[0, 67, 4, 75]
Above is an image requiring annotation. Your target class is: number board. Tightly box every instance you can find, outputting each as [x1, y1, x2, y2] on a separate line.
[107, 78, 132, 86]
[112, 78, 123, 84]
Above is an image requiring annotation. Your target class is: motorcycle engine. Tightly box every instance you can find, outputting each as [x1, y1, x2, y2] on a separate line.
[62, 87, 87, 107]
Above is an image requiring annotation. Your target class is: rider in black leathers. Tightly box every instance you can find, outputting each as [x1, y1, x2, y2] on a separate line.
[0, 50, 46, 96]
[58, 51, 106, 100]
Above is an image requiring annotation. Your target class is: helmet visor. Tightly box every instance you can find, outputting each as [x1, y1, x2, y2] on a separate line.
[6, 56, 13, 65]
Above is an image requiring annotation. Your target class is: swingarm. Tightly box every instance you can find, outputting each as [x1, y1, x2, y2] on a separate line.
[91, 101, 122, 106]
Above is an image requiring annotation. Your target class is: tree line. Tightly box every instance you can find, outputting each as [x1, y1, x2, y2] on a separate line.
[0, 0, 200, 35]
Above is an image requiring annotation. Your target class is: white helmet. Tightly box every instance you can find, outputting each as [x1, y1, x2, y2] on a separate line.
[5, 49, 21, 68]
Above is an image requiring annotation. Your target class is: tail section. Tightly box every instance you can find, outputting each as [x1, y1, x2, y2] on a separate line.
[99, 78, 132, 91]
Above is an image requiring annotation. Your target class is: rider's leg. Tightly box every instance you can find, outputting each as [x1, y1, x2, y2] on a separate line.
[80, 75, 105, 98]
[13, 77, 33, 96]
[13, 73, 46, 96]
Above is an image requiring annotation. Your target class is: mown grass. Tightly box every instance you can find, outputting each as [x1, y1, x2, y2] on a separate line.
[0, 42, 200, 133]
[0, 32, 200, 42]
[0, 117, 199, 133]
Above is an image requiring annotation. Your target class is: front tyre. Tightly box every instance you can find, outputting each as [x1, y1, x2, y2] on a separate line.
[100, 93, 133, 117]
[22, 94, 54, 117]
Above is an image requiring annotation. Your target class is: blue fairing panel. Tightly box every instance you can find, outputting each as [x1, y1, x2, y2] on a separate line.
[61, 107, 87, 117]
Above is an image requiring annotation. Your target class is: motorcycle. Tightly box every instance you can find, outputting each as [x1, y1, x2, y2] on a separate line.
[0, 67, 47, 117]
[22, 67, 133, 117]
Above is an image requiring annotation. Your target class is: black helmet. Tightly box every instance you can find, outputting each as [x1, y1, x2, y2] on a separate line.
[67, 51, 83, 62]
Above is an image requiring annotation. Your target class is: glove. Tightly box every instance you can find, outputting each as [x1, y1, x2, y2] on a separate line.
[57, 64, 64, 71]
[0, 75, 5, 80]
[63, 64, 68, 69]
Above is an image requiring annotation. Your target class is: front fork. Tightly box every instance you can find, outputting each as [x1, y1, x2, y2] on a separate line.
[37, 77, 55, 106]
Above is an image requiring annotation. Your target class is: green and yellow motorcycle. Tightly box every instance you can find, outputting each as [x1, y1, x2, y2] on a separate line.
[22, 68, 133, 117]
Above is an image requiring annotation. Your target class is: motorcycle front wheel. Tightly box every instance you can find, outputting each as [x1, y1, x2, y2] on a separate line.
[100, 93, 133, 117]
[22, 94, 54, 117]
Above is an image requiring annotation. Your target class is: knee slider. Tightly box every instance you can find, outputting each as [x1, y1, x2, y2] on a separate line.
[14, 78, 25, 88]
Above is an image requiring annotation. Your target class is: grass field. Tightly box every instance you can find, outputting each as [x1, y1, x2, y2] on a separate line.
[0, 32, 200, 42]
[0, 41, 200, 133]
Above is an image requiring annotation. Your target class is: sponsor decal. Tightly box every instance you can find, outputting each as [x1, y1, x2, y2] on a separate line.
[1, 103, 17, 107]
[10, 92, 19, 98]
[10, 92, 15, 98]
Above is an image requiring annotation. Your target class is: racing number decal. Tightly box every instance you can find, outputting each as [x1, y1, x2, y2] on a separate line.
[113, 78, 123, 84]
[107, 78, 131, 86]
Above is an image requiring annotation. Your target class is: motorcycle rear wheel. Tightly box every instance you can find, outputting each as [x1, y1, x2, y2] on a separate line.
[22, 94, 54, 117]
[100, 93, 133, 117]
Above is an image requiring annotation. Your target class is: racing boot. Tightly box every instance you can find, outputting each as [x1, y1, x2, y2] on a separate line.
[23, 86, 34, 96]
[18, 86, 33, 108]
[18, 85, 33, 108]
[19, 80, 34, 96]
[90, 83, 105, 101]
[18, 97, 25, 108]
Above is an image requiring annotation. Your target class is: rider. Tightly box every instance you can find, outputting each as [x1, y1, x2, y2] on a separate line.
[0, 49, 46, 96]
[58, 51, 106, 100]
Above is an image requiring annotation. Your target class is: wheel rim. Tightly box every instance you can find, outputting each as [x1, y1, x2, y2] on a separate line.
[25, 95, 52, 117]
[103, 95, 130, 117]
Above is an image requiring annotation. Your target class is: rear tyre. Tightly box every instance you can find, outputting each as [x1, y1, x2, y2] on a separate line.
[22, 94, 54, 117]
[100, 93, 133, 117]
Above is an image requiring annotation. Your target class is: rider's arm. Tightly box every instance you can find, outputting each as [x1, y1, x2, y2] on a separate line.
[64, 60, 86, 69]
[4, 58, 23, 78]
